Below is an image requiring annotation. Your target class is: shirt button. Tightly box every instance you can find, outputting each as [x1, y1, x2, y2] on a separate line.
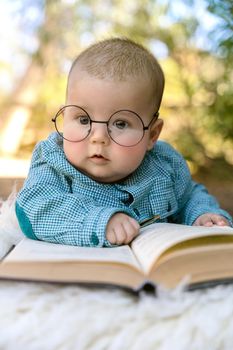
[122, 192, 134, 205]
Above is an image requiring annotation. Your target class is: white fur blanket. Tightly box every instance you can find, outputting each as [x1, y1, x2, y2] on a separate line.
[1, 193, 233, 350]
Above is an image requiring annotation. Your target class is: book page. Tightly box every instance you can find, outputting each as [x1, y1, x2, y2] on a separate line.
[131, 223, 233, 274]
[4, 238, 141, 270]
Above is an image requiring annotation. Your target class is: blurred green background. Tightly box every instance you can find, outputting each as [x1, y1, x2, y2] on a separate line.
[0, 0, 232, 212]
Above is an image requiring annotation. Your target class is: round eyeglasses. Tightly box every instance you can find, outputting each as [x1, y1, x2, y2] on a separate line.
[52, 105, 159, 147]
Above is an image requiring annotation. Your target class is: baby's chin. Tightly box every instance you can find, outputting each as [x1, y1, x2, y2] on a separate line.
[87, 173, 127, 184]
[79, 168, 132, 184]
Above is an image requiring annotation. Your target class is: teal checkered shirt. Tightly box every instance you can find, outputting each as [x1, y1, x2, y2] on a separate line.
[15, 132, 232, 247]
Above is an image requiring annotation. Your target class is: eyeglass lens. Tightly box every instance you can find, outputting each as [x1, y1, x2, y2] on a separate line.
[54, 105, 146, 146]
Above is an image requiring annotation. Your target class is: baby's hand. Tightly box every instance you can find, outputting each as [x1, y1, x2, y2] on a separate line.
[193, 213, 230, 227]
[106, 213, 140, 245]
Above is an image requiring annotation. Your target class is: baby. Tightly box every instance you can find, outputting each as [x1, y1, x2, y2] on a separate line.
[16, 38, 232, 247]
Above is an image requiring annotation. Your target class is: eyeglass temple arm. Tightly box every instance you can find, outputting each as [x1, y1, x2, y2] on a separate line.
[154, 111, 159, 119]
[143, 111, 160, 130]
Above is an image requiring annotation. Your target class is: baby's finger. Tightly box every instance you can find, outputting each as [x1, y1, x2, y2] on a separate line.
[194, 214, 213, 226]
[122, 218, 139, 244]
[114, 224, 127, 245]
[106, 230, 117, 244]
[209, 215, 229, 226]
[202, 217, 214, 227]
[128, 217, 140, 231]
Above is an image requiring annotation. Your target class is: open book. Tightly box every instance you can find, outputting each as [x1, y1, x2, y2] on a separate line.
[1, 223, 233, 291]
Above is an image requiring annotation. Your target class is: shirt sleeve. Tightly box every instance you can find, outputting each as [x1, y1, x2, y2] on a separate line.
[168, 147, 233, 226]
[15, 151, 135, 247]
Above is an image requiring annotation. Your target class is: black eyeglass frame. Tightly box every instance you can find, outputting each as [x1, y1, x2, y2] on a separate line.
[52, 104, 160, 147]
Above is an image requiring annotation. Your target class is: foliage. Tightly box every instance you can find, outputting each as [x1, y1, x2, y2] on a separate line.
[206, 0, 233, 58]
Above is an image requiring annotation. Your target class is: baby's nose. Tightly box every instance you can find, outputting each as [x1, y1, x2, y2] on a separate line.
[89, 122, 110, 144]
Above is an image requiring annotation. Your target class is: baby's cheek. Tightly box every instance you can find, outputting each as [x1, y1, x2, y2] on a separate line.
[119, 148, 146, 171]
[63, 142, 84, 167]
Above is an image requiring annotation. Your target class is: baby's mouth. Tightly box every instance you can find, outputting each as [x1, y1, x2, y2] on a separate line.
[92, 154, 103, 158]
[90, 154, 109, 161]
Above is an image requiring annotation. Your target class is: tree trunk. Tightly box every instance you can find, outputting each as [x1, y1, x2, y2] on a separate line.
[0, 62, 43, 156]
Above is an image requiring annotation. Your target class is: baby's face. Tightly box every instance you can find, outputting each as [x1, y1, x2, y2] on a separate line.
[63, 70, 163, 183]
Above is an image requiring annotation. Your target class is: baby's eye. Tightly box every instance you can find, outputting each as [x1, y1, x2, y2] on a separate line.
[113, 120, 129, 130]
[77, 116, 90, 125]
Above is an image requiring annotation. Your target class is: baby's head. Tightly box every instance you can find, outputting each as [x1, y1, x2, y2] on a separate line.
[55, 38, 165, 183]
[67, 37, 164, 112]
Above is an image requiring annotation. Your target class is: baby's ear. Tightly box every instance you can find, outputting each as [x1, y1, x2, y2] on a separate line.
[147, 119, 163, 150]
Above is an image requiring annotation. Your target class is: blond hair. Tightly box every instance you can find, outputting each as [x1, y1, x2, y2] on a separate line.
[68, 38, 165, 110]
